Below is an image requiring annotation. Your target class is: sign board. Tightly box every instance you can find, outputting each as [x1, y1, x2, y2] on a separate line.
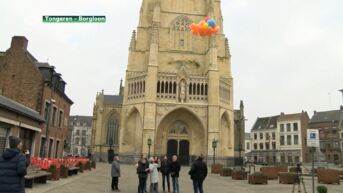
[307, 129, 319, 147]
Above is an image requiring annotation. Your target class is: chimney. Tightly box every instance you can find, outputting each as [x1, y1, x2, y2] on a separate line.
[280, 112, 285, 115]
[313, 110, 317, 114]
[10, 36, 28, 51]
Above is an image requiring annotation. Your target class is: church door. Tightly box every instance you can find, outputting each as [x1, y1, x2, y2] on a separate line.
[166, 139, 190, 165]
[167, 139, 178, 157]
[178, 140, 190, 165]
[166, 121, 190, 165]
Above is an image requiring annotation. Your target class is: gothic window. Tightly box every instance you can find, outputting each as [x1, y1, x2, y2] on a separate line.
[143, 81, 145, 93]
[189, 84, 192, 95]
[157, 81, 160, 93]
[169, 82, 173, 93]
[201, 84, 204, 95]
[170, 15, 193, 50]
[193, 83, 196, 95]
[161, 81, 165, 93]
[107, 113, 119, 145]
[139, 82, 142, 93]
[173, 82, 177, 94]
[172, 15, 192, 31]
[197, 84, 200, 95]
[165, 81, 169, 93]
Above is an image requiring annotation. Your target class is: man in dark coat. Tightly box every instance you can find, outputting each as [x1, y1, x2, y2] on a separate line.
[111, 156, 121, 191]
[188, 155, 208, 193]
[169, 155, 181, 193]
[0, 136, 27, 193]
[160, 155, 170, 193]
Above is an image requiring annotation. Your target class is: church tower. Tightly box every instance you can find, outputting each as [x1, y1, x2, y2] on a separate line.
[119, 0, 235, 164]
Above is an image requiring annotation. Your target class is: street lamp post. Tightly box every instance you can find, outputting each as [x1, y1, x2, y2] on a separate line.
[238, 116, 247, 168]
[147, 137, 152, 158]
[212, 139, 218, 164]
[310, 147, 316, 193]
[272, 140, 276, 164]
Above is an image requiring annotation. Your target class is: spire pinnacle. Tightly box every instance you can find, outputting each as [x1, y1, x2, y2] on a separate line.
[129, 30, 136, 51]
[225, 38, 231, 59]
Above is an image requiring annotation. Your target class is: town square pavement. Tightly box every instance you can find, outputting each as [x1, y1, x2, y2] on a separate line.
[26, 163, 343, 193]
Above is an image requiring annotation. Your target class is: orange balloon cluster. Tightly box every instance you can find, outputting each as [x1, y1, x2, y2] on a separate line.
[190, 16, 220, 37]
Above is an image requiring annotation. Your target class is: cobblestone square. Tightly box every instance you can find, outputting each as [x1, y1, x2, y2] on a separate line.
[26, 163, 343, 193]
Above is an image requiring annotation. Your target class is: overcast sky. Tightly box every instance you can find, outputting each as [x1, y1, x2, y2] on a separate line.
[1, 0, 342, 131]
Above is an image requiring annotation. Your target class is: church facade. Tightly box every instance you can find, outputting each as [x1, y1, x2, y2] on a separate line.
[91, 0, 245, 165]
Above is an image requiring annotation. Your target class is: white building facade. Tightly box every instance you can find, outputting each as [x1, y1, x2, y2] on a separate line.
[70, 116, 92, 156]
[245, 133, 252, 161]
[250, 112, 310, 164]
[278, 117, 303, 163]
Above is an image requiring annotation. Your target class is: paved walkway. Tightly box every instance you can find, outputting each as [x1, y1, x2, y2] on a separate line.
[26, 163, 343, 193]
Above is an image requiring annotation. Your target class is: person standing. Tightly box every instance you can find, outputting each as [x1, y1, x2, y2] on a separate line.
[160, 155, 170, 193]
[111, 156, 121, 192]
[188, 155, 208, 193]
[149, 157, 159, 193]
[0, 136, 27, 193]
[169, 155, 181, 193]
[137, 157, 150, 193]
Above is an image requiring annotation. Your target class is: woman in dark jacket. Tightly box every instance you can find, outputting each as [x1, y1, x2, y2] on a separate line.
[137, 158, 150, 193]
[0, 136, 27, 193]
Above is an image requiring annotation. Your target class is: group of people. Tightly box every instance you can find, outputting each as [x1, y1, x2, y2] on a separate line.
[0, 135, 208, 193]
[136, 155, 181, 193]
[111, 154, 208, 193]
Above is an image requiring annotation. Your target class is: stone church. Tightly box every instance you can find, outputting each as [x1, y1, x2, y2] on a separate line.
[91, 0, 245, 165]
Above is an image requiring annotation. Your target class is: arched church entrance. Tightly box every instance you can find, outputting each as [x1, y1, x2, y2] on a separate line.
[156, 108, 206, 165]
[166, 121, 190, 164]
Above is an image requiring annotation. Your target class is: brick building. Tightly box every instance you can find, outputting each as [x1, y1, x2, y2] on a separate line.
[0, 36, 73, 158]
[309, 106, 343, 165]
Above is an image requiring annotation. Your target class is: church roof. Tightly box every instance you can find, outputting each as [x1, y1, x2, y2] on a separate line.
[104, 95, 123, 105]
